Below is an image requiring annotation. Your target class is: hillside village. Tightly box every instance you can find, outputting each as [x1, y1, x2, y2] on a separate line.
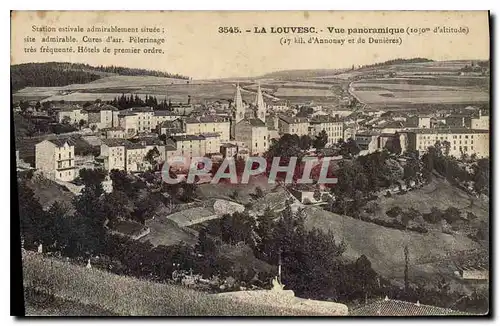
[14, 61, 490, 316]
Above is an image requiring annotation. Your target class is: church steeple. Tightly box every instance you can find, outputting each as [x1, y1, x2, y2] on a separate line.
[255, 82, 266, 123]
[234, 83, 245, 124]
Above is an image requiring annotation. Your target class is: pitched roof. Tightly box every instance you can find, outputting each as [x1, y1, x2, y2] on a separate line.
[45, 137, 76, 147]
[184, 116, 229, 124]
[170, 134, 206, 141]
[118, 111, 137, 117]
[248, 119, 266, 127]
[279, 115, 309, 124]
[164, 139, 177, 151]
[101, 138, 132, 147]
[133, 137, 164, 146]
[102, 126, 125, 131]
[127, 107, 154, 113]
[85, 103, 119, 112]
[200, 132, 221, 138]
[310, 115, 343, 124]
[351, 299, 470, 316]
[154, 110, 180, 116]
[412, 128, 489, 134]
[126, 143, 146, 150]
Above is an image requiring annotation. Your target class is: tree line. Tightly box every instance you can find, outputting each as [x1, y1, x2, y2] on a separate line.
[11, 62, 190, 92]
[107, 94, 190, 110]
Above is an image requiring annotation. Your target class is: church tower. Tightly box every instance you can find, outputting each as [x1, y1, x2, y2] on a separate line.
[255, 83, 266, 123]
[234, 83, 245, 124]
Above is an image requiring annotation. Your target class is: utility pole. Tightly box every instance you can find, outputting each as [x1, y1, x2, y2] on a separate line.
[278, 249, 282, 285]
[404, 245, 409, 293]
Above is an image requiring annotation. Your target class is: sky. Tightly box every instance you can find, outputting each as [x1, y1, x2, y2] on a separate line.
[11, 11, 490, 79]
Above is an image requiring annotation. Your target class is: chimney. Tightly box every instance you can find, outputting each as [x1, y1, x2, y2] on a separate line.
[462, 117, 465, 127]
[479, 109, 482, 118]
[416, 300, 420, 306]
[384, 296, 389, 301]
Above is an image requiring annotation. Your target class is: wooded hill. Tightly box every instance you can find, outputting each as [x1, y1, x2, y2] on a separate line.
[11, 62, 190, 92]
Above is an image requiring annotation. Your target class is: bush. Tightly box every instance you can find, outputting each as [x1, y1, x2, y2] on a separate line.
[400, 208, 420, 226]
[386, 206, 403, 218]
[423, 207, 442, 224]
[442, 207, 461, 224]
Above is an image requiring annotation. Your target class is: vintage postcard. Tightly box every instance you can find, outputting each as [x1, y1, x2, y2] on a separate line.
[11, 10, 490, 316]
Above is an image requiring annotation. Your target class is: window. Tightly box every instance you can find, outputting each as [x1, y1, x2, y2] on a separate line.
[58, 153, 61, 160]
[255, 142, 258, 147]
[69, 152, 72, 159]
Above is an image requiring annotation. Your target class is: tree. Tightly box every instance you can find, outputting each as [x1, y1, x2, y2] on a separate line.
[179, 181, 198, 202]
[61, 116, 71, 125]
[386, 136, 402, 155]
[78, 119, 86, 130]
[196, 227, 217, 257]
[313, 130, 328, 150]
[102, 190, 132, 222]
[313, 188, 322, 201]
[298, 135, 313, 150]
[423, 207, 442, 224]
[79, 168, 107, 197]
[472, 158, 490, 195]
[110, 169, 132, 194]
[254, 186, 264, 199]
[26, 123, 36, 138]
[145, 147, 161, 168]
[354, 255, 378, 303]
[442, 207, 461, 224]
[340, 138, 361, 158]
[17, 180, 46, 247]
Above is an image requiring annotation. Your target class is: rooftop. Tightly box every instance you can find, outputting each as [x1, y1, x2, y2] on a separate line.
[102, 138, 133, 147]
[410, 128, 489, 134]
[185, 116, 229, 124]
[85, 103, 119, 112]
[154, 110, 181, 116]
[350, 298, 470, 316]
[309, 115, 343, 124]
[44, 137, 76, 147]
[279, 115, 309, 124]
[200, 132, 221, 138]
[102, 126, 125, 131]
[170, 134, 206, 141]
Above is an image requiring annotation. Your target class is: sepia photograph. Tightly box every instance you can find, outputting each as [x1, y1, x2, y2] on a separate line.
[10, 10, 490, 317]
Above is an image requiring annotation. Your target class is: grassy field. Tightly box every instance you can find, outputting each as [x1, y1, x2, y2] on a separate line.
[24, 289, 118, 316]
[372, 178, 488, 222]
[303, 206, 480, 278]
[24, 175, 76, 211]
[351, 79, 488, 106]
[141, 214, 198, 247]
[22, 250, 345, 316]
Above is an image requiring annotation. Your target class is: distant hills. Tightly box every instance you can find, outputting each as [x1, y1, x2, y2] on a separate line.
[260, 58, 436, 80]
[11, 62, 190, 92]
[260, 68, 349, 79]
